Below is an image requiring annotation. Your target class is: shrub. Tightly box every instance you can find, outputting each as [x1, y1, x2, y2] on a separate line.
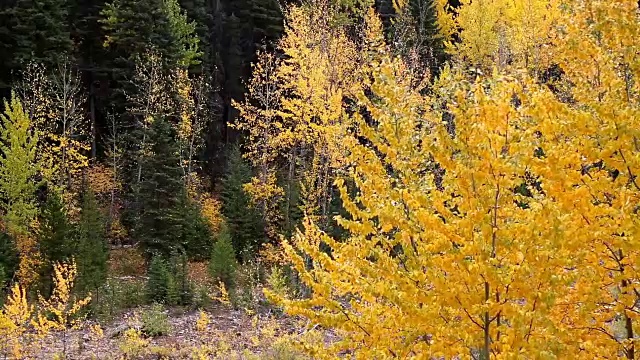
[89, 278, 146, 322]
[118, 328, 149, 358]
[208, 225, 238, 288]
[140, 303, 171, 337]
[230, 260, 263, 310]
[267, 266, 290, 299]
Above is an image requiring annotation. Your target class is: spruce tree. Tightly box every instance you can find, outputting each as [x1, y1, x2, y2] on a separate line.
[146, 255, 170, 302]
[220, 146, 265, 259]
[38, 190, 74, 293]
[208, 224, 238, 288]
[136, 116, 185, 259]
[168, 252, 192, 305]
[220, 0, 283, 103]
[175, 195, 213, 261]
[408, 0, 446, 74]
[75, 188, 109, 294]
[0, 230, 18, 288]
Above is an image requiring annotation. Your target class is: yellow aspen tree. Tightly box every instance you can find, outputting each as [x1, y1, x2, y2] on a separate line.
[34, 259, 91, 357]
[234, 51, 285, 236]
[0, 284, 34, 359]
[237, 0, 362, 235]
[127, 50, 173, 185]
[525, 0, 640, 357]
[452, 0, 504, 68]
[451, 0, 559, 72]
[16, 60, 90, 202]
[279, 1, 360, 225]
[267, 8, 621, 358]
[48, 58, 90, 191]
[174, 69, 211, 187]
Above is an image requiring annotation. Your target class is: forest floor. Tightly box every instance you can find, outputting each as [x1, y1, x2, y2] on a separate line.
[27, 248, 333, 359]
[34, 303, 331, 359]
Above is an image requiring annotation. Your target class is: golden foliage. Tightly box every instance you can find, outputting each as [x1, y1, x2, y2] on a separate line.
[450, 0, 559, 71]
[35, 259, 91, 334]
[235, 0, 367, 235]
[118, 328, 150, 359]
[14, 232, 42, 290]
[268, 1, 640, 358]
[0, 284, 33, 358]
[85, 163, 122, 196]
[195, 310, 210, 332]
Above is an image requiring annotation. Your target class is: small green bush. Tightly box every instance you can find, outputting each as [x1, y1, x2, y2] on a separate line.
[141, 303, 171, 337]
[192, 283, 212, 309]
[267, 265, 290, 299]
[230, 260, 263, 310]
[208, 225, 238, 288]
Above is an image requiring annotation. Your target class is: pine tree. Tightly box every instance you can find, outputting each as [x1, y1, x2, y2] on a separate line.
[136, 116, 185, 259]
[220, 0, 283, 104]
[75, 188, 109, 294]
[208, 224, 238, 288]
[220, 146, 265, 259]
[175, 195, 213, 261]
[0, 230, 18, 289]
[38, 190, 74, 294]
[146, 255, 170, 303]
[407, 0, 446, 73]
[168, 252, 192, 305]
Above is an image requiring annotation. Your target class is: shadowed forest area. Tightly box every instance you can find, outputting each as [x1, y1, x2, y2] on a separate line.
[1, 0, 640, 358]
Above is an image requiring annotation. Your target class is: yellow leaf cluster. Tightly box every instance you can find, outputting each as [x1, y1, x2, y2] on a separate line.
[0, 284, 33, 358]
[269, 1, 640, 358]
[35, 259, 91, 334]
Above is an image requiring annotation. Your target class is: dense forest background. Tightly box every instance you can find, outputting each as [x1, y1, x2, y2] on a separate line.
[0, 0, 450, 310]
[0, 0, 450, 282]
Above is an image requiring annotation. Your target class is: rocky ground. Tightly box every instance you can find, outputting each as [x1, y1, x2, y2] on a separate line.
[33, 305, 322, 359]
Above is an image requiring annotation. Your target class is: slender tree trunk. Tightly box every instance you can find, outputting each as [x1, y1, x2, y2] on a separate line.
[483, 281, 490, 360]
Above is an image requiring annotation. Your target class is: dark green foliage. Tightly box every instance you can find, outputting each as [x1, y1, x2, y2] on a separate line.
[146, 255, 171, 303]
[136, 116, 213, 260]
[175, 195, 213, 261]
[141, 303, 172, 336]
[101, 0, 200, 71]
[408, 0, 446, 74]
[38, 190, 75, 294]
[167, 252, 193, 305]
[220, 0, 283, 101]
[375, 0, 446, 76]
[75, 188, 109, 294]
[0, 230, 18, 288]
[0, 0, 74, 89]
[208, 224, 238, 288]
[146, 253, 193, 305]
[136, 116, 186, 259]
[220, 146, 265, 258]
[90, 278, 146, 321]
